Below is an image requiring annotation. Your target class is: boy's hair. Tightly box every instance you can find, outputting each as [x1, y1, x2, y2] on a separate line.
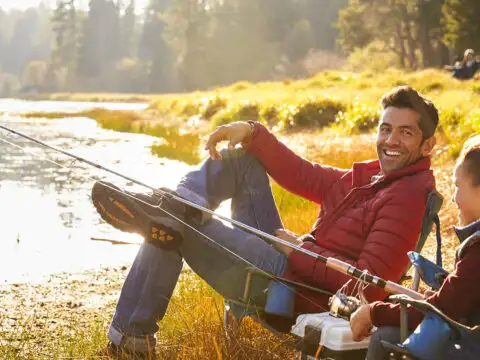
[381, 86, 439, 139]
[458, 135, 480, 186]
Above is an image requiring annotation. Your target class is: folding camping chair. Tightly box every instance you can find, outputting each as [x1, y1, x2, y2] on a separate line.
[379, 254, 480, 360]
[223, 189, 444, 360]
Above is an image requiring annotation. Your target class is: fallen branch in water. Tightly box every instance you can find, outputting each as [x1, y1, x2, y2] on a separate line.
[90, 237, 141, 245]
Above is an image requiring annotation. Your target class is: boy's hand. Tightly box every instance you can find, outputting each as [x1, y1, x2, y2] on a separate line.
[350, 305, 373, 341]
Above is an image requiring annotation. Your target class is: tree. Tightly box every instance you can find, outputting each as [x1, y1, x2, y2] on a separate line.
[0, 73, 20, 97]
[338, 0, 448, 69]
[303, 0, 348, 51]
[22, 61, 47, 89]
[3, 9, 45, 75]
[138, 0, 175, 92]
[443, 0, 480, 57]
[337, 1, 373, 54]
[52, 0, 78, 70]
[121, 0, 137, 58]
[164, 0, 209, 90]
[283, 19, 314, 63]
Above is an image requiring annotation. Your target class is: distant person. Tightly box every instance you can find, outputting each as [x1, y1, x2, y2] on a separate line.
[91, 86, 439, 359]
[449, 49, 479, 80]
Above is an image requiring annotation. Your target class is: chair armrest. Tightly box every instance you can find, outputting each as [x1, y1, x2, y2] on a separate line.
[389, 295, 480, 334]
[407, 252, 448, 290]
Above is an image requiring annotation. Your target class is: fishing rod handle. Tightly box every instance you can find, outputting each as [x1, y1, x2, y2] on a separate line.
[326, 258, 422, 300]
[385, 281, 422, 300]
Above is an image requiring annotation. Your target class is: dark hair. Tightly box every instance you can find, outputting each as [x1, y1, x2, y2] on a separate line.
[458, 135, 480, 186]
[381, 86, 439, 139]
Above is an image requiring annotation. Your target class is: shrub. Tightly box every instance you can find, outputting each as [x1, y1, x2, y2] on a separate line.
[229, 81, 253, 92]
[201, 94, 229, 119]
[210, 101, 260, 128]
[438, 108, 479, 158]
[146, 123, 201, 165]
[335, 103, 381, 134]
[259, 103, 279, 126]
[278, 96, 346, 129]
[85, 109, 140, 132]
[473, 83, 480, 95]
[421, 81, 444, 93]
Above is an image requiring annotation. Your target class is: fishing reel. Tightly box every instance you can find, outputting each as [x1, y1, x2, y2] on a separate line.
[328, 291, 362, 321]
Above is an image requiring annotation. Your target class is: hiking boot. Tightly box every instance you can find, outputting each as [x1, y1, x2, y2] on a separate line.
[91, 181, 188, 250]
[104, 341, 156, 360]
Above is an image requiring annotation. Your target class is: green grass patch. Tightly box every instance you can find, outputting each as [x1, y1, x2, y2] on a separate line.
[20, 109, 202, 165]
[272, 182, 318, 235]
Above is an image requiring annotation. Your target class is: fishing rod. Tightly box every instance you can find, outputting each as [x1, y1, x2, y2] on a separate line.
[0, 124, 422, 300]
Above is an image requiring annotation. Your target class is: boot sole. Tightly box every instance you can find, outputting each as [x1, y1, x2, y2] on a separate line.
[92, 182, 180, 247]
[92, 181, 156, 238]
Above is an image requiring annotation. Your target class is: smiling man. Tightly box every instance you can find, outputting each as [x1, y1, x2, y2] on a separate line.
[91, 86, 438, 359]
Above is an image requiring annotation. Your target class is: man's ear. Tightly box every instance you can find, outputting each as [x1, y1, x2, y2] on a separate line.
[421, 136, 436, 156]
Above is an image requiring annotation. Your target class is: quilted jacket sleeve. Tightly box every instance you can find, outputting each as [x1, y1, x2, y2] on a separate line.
[287, 184, 429, 302]
[243, 122, 346, 205]
[370, 240, 480, 329]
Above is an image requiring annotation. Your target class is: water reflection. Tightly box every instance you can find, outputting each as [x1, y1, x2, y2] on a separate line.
[0, 101, 194, 284]
[0, 98, 148, 114]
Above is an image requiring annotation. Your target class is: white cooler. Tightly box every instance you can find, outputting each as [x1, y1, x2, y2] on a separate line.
[291, 312, 371, 360]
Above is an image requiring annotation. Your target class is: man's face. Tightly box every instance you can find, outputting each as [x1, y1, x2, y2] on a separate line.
[376, 107, 428, 174]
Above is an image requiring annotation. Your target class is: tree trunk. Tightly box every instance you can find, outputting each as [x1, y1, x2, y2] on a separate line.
[395, 23, 406, 68]
[418, 0, 433, 67]
[398, 3, 417, 69]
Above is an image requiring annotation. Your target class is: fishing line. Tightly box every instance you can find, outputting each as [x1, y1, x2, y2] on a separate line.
[0, 130, 332, 322]
[0, 123, 423, 309]
[0, 124, 328, 263]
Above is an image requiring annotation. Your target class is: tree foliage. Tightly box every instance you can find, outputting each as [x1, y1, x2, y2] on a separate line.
[338, 0, 449, 69]
[442, 0, 480, 56]
[0, 0, 478, 96]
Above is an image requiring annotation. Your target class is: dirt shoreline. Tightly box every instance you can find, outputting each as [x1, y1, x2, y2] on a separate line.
[0, 266, 128, 358]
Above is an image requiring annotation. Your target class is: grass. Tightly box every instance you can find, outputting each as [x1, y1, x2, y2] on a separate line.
[23, 68, 480, 163]
[146, 68, 480, 158]
[20, 108, 203, 165]
[4, 68, 477, 359]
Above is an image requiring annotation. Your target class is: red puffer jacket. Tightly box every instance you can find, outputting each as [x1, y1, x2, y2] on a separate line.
[244, 123, 436, 313]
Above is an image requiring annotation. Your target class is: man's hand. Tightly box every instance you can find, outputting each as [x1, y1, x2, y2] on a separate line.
[350, 305, 373, 341]
[205, 122, 253, 160]
[273, 228, 302, 256]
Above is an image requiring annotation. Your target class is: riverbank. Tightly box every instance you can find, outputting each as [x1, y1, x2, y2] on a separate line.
[0, 266, 296, 360]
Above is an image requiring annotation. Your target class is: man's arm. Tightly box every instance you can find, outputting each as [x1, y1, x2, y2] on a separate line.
[241, 122, 346, 204]
[205, 121, 346, 204]
[286, 185, 428, 301]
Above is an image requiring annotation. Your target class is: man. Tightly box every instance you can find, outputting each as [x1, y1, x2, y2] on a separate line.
[92, 86, 438, 358]
[450, 49, 479, 80]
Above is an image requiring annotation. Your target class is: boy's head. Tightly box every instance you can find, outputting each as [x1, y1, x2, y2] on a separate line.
[453, 135, 480, 225]
[376, 86, 438, 174]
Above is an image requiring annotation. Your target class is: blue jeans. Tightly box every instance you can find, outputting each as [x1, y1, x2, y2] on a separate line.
[368, 326, 480, 360]
[108, 149, 288, 350]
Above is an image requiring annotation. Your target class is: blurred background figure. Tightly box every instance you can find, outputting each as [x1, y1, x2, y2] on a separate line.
[448, 49, 479, 80]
